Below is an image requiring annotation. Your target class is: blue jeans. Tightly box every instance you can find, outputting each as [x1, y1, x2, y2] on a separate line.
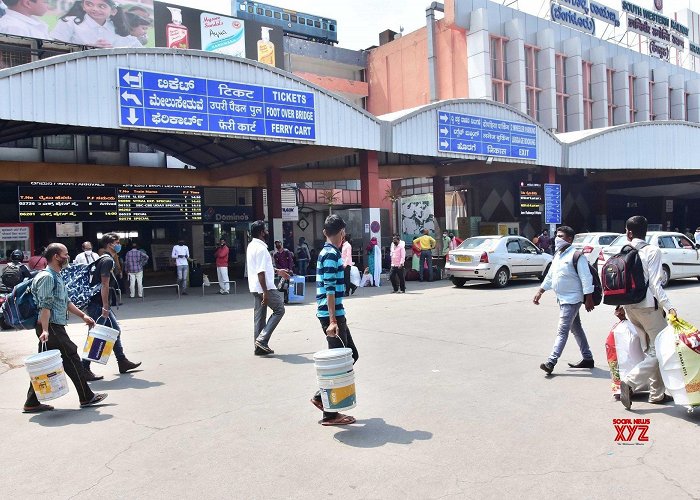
[82, 302, 125, 370]
[547, 302, 593, 365]
[419, 250, 433, 281]
[176, 265, 189, 291]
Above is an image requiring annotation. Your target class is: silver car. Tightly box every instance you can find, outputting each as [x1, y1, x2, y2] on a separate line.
[445, 235, 553, 288]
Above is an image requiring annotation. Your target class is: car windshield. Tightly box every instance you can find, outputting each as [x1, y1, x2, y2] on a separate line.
[573, 234, 589, 244]
[609, 234, 652, 246]
[458, 237, 498, 251]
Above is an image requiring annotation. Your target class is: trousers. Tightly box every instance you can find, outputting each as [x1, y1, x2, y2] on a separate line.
[176, 265, 189, 291]
[389, 266, 406, 292]
[419, 250, 433, 281]
[547, 302, 593, 365]
[623, 305, 668, 401]
[128, 271, 143, 298]
[25, 323, 95, 407]
[217, 266, 230, 292]
[252, 290, 285, 345]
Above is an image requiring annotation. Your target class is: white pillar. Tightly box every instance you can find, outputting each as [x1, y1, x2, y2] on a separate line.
[505, 18, 527, 114]
[652, 67, 669, 120]
[590, 46, 608, 128]
[669, 73, 686, 120]
[563, 37, 584, 131]
[633, 61, 650, 122]
[612, 55, 630, 125]
[537, 28, 557, 130]
[467, 8, 492, 100]
[687, 79, 700, 122]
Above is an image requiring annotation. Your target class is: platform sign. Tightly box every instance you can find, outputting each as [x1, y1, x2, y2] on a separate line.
[117, 68, 316, 141]
[437, 111, 537, 160]
[544, 183, 562, 225]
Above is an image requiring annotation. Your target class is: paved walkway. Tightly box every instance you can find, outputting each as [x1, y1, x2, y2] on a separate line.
[1, 278, 698, 499]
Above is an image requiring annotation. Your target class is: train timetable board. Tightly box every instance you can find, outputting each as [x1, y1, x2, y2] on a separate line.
[18, 183, 203, 222]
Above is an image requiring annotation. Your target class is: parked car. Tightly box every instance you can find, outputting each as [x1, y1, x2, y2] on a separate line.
[572, 232, 621, 266]
[602, 231, 700, 286]
[445, 235, 553, 288]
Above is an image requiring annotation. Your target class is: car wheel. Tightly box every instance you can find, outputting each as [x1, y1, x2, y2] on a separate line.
[538, 264, 551, 282]
[451, 277, 467, 288]
[492, 267, 509, 288]
[661, 265, 670, 287]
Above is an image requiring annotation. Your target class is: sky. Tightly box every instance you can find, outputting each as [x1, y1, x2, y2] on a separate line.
[170, 0, 700, 50]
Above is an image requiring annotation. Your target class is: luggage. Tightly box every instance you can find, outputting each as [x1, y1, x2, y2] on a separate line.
[1, 263, 23, 289]
[61, 258, 107, 310]
[189, 262, 204, 288]
[1, 272, 56, 330]
[655, 315, 700, 412]
[573, 251, 603, 306]
[601, 243, 648, 305]
[288, 275, 306, 303]
[605, 320, 646, 395]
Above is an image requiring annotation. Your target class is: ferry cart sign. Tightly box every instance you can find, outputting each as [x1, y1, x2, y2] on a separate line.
[544, 183, 562, 225]
[437, 111, 537, 160]
[117, 68, 316, 141]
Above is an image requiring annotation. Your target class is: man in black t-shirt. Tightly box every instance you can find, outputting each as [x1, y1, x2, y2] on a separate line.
[81, 233, 142, 381]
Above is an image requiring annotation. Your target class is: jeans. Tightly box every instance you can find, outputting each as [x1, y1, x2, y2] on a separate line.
[313, 315, 359, 419]
[176, 265, 189, 292]
[419, 250, 433, 281]
[82, 302, 125, 371]
[25, 323, 95, 407]
[389, 266, 406, 292]
[344, 265, 356, 294]
[547, 302, 593, 366]
[623, 306, 668, 401]
[252, 290, 285, 346]
[128, 271, 143, 298]
[297, 259, 308, 277]
[217, 266, 230, 292]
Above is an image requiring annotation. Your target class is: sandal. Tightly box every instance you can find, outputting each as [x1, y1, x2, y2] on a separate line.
[310, 398, 324, 411]
[80, 393, 108, 407]
[23, 404, 54, 413]
[321, 414, 356, 426]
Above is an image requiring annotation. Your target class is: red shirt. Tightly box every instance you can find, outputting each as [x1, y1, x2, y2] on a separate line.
[214, 245, 229, 267]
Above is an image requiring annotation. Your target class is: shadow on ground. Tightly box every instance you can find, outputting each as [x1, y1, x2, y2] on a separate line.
[333, 418, 432, 448]
[29, 406, 114, 427]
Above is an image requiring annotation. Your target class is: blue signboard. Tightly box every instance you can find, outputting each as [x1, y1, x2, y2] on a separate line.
[437, 111, 537, 160]
[118, 68, 316, 141]
[544, 183, 562, 225]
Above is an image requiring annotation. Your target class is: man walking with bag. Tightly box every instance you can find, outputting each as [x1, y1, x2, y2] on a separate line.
[533, 225, 596, 375]
[618, 216, 677, 409]
[23, 243, 107, 413]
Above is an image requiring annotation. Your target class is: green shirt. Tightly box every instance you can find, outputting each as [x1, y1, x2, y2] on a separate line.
[31, 269, 69, 325]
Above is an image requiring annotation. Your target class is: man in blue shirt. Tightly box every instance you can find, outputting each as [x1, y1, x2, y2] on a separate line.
[310, 214, 358, 426]
[533, 225, 596, 375]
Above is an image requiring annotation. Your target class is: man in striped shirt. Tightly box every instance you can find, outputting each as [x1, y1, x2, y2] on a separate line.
[310, 214, 358, 426]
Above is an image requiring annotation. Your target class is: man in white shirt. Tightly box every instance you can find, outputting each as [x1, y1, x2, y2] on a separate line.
[171, 240, 190, 295]
[619, 216, 678, 409]
[246, 220, 288, 356]
[73, 241, 98, 266]
[0, 0, 50, 39]
[533, 225, 596, 375]
[694, 227, 700, 246]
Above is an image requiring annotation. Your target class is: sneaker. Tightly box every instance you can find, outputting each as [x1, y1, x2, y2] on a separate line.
[540, 362, 554, 375]
[254, 341, 274, 355]
[219, 290, 226, 294]
[620, 381, 633, 410]
[83, 370, 104, 382]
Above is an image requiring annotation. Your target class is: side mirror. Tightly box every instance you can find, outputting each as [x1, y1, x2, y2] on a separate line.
[536, 248, 542, 254]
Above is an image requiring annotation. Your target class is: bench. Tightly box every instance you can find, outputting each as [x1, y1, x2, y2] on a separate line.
[141, 284, 180, 300]
[201, 280, 237, 296]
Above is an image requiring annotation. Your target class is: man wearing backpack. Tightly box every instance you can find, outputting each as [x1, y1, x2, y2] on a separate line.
[533, 225, 596, 375]
[23, 243, 107, 413]
[1, 249, 31, 290]
[81, 233, 141, 381]
[618, 216, 677, 409]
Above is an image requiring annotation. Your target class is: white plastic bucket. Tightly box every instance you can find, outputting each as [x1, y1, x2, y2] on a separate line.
[82, 323, 119, 365]
[318, 372, 356, 412]
[313, 348, 353, 379]
[25, 350, 69, 402]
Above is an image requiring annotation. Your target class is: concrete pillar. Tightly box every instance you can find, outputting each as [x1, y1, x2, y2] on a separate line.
[252, 187, 265, 221]
[563, 37, 584, 131]
[266, 168, 282, 245]
[360, 150, 382, 250]
[633, 61, 650, 122]
[433, 176, 446, 256]
[505, 18, 527, 114]
[467, 8, 492, 100]
[686, 79, 700, 122]
[590, 46, 608, 129]
[537, 29, 557, 131]
[652, 67, 669, 120]
[594, 183, 608, 231]
[612, 55, 630, 125]
[669, 73, 686, 120]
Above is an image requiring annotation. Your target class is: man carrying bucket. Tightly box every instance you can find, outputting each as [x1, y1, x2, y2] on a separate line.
[23, 243, 107, 413]
[310, 214, 358, 426]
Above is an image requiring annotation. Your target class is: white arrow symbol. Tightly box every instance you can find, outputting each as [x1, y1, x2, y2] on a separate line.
[440, 140, 449, 148]
[439, 114, 448, 122]
[122, 71, 142, 87]
[439, 127, 448, 135]
[121, 91, 142, 105]
[126, 108, 140, 125]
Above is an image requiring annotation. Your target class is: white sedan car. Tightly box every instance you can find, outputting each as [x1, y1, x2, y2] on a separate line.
[445, 235, 553, 288]
[572, 232, 620, 266]
[602, 231, 700, 286]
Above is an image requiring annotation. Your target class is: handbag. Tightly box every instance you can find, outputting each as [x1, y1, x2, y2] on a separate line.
[277, 277, 290, 292]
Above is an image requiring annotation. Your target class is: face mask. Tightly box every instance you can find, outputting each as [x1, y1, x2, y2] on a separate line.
[113, 244, 122, 253]
[554, 236, 568, 252]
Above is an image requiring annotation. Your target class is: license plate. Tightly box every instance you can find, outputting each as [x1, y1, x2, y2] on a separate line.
[456, 255, 472, 263]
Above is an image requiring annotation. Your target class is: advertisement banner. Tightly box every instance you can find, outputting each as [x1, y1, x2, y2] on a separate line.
[0, 0, 155, 47]
[153, 1, 284, 69]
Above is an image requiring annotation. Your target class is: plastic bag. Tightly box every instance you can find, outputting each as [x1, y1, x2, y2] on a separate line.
[203, 275, 211, 287]
[605, 320, 645, 395]
[349, 266, 360, 287]
[655, 315, 700, 407]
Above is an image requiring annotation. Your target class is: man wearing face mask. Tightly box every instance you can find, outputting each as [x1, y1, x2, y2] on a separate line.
[533, 225, 596, 375]
[82, 233, 141, 380]
[73, 241, 97, 266]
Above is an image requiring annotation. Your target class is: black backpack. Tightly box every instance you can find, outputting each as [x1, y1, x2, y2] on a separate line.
[601, 243, 648, 306]
[572, 251, 603, 306]
[1, 263, 23, 289]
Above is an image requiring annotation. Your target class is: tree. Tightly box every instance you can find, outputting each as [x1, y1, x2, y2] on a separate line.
[320, 188, 340, 214]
